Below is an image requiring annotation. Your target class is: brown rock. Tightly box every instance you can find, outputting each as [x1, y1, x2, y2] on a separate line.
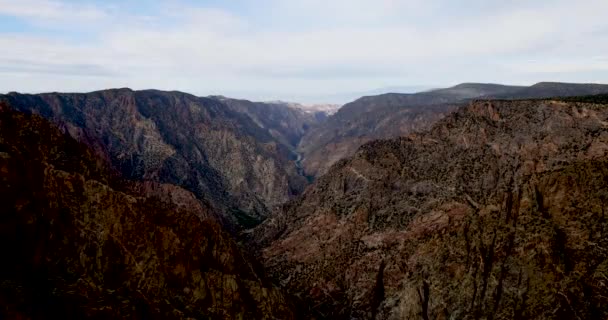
[0, 103, 296, 319]
[257, 98, 608, 319]
[0, 90, 310, 230]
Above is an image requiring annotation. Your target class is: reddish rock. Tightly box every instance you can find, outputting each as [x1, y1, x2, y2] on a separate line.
[1, 89, 309, 230]
[257, 98, 608, 319]
[0, 103, 296, 319]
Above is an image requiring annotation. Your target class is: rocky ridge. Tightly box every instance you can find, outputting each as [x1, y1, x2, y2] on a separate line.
[298, 82, 608, 178]
[209, 96, 328, 151]
[1, 89, 312, 229]
[257, 97, 608, 319]
[0, 102, 296, 319]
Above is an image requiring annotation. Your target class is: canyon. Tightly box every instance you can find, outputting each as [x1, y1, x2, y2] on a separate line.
[1, 90, 328, 231]
[297, 82, 608, 177]
[0, 103, 295, 319]
[256, 96, 608, 318]
[2, 83, 608, 319]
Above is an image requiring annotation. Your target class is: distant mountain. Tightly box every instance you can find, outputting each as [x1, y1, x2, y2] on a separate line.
[428, 82, 526, 99]
[298, 82, 608, 178]
[494, 82, 608, 99]
[256, 97, 608, 319]
[0, 103, 296, 319]
[296, 86, 431, 104]
[209, 96, 331, 149]
[364, 85, 432, 96]
[0, 89, 311, 229]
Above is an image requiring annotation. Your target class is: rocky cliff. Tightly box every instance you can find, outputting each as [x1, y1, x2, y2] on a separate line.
[210, 96, 326, 151]
[257, 97, 608, 319]
[298, 82, 608, 178]
[1, 89, 308, 229]
[0, 102, 296, 319]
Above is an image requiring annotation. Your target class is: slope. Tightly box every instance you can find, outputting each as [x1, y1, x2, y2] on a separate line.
[298, 82, 608, 178]
[257, 98, 608, 319]
[1, 89, 308, 229]
[0, 102, 296, 319]
[210, 96, 327, 151]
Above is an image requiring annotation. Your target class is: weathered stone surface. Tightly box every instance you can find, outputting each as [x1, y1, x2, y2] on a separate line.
[257, 98, 608, 319]
[0, 90, 310, 229]
[211, 97, 326, 151]
[298, 82, 608, 179]
[0, 104, 296, 319]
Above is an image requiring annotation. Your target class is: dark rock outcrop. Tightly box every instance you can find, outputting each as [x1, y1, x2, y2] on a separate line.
[0, 102, 296, 319]
[1, 89, 308, 229]
[257, 98, 608, 319]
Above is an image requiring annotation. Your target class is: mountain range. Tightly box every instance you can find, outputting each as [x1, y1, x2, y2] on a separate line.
[2, 82, 608, 319]
[0, 103, 295, 318]
[256, 95, 608, 318]
[1, 89, 332, 230]
[297, 82, 608, 177]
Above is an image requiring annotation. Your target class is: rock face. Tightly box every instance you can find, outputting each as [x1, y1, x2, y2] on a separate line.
[1, 89, 310, 229]
[298, 82, 608, 178]
[257, 97, 608, 319]
[0, 102, 296, 319]
[210, 97, 326, 151]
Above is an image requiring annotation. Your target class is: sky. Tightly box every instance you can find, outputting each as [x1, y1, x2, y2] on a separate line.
[1, 0, 608, 103]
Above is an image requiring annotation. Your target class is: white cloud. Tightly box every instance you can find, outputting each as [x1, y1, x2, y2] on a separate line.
[0, 0, 109, 26]
[0, 0, 607, 102]
[266, 0, 437, 24]
[506, 59, 608, 74]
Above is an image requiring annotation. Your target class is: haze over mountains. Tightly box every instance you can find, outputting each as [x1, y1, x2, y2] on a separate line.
[2, 82, 608, 319]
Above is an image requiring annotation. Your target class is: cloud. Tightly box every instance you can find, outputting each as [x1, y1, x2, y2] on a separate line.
[0, 59, 116, 76]
[0, 0, 607, 102]
[506, 59, 608, 74]
[0, 0, 109, 27]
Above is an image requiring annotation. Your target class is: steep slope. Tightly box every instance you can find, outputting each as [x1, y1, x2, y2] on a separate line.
[297, 83, 524, 177]
[1, 89, 307, 229]
[297, 101, 459, 178]
[299, 82, 608, 178]
[210, 96, 327, 151]
[0, 102, 296, 319]
[257, 98, 608, 319]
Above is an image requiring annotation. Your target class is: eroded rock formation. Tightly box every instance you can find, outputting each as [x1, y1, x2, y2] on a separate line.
[258, 98, 608, 319]
[1, 90, 311, 229]
[0, 103, 295, 319]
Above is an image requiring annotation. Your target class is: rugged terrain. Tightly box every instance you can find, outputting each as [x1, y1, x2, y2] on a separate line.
[1, 90, 320, 229]
[298, 82, 608, 177]
[3, 85, 608, 319]
[257, 97, 608, 319]
[209, 96, 329, 152]
[0, 102, 296, 319]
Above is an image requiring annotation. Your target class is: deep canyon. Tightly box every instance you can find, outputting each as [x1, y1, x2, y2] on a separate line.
[2, 83, 608, 319]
